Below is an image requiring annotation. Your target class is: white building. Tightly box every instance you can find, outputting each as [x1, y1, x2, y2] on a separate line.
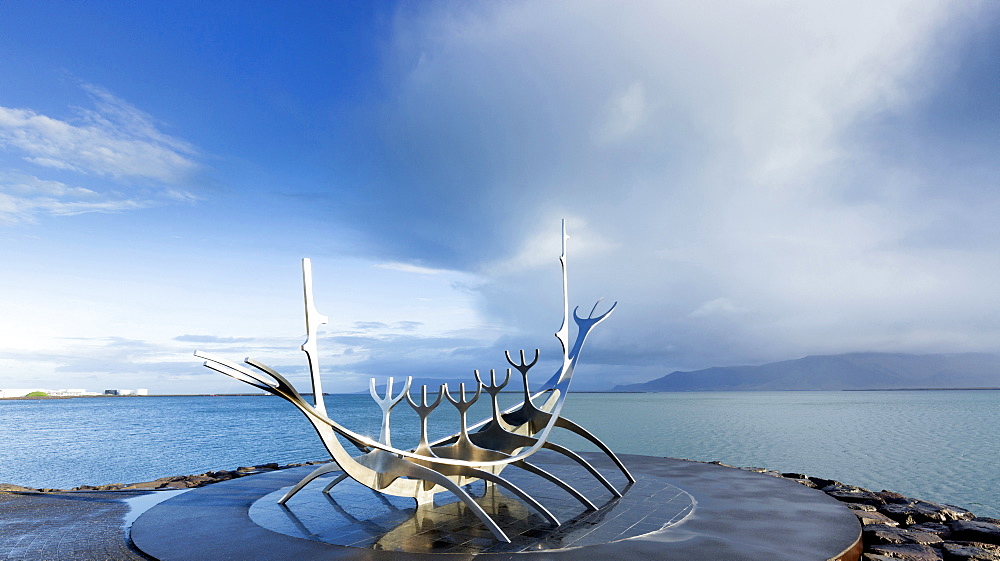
[104, 389, 149, 396]
[0, 388, 101, 398]
[48, 389, 99, 396]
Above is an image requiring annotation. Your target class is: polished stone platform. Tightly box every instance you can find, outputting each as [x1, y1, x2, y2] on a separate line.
[131, 452, 862, 560]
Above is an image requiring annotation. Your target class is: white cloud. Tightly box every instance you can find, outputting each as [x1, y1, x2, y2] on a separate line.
[376, 262, 452, 275]
[690, 297, 744, 318]
[0, 84, 200, 223]
[0, 87, 197, 181]
[359, 0, 1000, 384]
[593, 81, 648, 144]
[0, 173, 150, 223]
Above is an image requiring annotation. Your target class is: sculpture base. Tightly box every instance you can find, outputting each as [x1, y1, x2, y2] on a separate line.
[131, 452, 861, 560]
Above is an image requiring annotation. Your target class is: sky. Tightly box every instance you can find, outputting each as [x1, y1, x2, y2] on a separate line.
[1, 1, 998, 394]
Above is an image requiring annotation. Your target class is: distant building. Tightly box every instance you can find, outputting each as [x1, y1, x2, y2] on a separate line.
[104, 389, 149, 396]
[48, 389, 99, 396]
[0, 388, 100, 398]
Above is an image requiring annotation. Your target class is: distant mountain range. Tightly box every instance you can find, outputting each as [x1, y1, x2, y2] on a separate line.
[612, 352, 1000, 392]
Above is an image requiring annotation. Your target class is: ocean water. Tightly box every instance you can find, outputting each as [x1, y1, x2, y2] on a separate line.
[0, 391, 997, 518]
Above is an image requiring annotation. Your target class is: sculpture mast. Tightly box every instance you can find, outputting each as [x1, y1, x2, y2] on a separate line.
[555, 219, 571, 374]
[301, 258, 329, 416]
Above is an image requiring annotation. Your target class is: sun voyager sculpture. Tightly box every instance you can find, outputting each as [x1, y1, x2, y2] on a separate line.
[194, 222, 634, 543]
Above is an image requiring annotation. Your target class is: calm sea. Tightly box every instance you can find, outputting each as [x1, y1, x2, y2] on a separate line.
[0, 391, 996, 518]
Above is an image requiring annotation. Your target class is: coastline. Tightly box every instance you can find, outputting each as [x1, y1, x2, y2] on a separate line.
[2, 459, 999, 560]
[6, 387, 1000, 400]
[0, 460, 330, 493]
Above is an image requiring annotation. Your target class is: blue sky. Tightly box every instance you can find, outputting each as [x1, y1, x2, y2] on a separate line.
[1, 1, 998, 394]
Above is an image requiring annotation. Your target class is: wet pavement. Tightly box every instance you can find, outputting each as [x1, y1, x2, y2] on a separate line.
[0, 490, 150, 561]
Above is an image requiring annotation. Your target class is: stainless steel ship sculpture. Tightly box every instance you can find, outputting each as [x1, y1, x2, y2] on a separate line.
[194, 222, 634, 543]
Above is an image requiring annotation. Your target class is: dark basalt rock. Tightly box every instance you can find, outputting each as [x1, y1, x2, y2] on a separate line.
[938, 506, 976, 522]
[809, 476, 842, 489]
[0, 483, 37, 492]
[949, 520, 1000, 545]
[203, 470, 235, 481]
[856, 510, 901, 527]
[782, 472, 809, 479]
[826, 484, 886, 506]
[910, 522, 953, 539]
[879, 490, 913, 504]
[880, 503, 928, 525]
[864, 524, 944, 546]
[790, 477, 819, 488]
[28, 461, 337, 492]
[868, 542, 944, 560]
[881, 501, 976, 525]
[942, 542, 1000, 561]
[769, 467, 994, 561]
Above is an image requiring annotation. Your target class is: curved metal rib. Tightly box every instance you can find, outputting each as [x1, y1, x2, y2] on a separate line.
[433, 463, 559, 526]
[278, 462, 342, 504]
[378, 454, 512, 543]
[322, 473, 349, 494]
[514, 459, 597, 511]
[554, 415, 635, 483]
[542, 441, 622, 498]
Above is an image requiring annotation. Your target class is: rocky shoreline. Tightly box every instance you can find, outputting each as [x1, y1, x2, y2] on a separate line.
[0, 460, 332, 493]
[2, 459, 998, 560]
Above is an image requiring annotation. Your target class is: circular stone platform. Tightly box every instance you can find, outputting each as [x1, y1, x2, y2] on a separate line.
[131, 452, 861, 560]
